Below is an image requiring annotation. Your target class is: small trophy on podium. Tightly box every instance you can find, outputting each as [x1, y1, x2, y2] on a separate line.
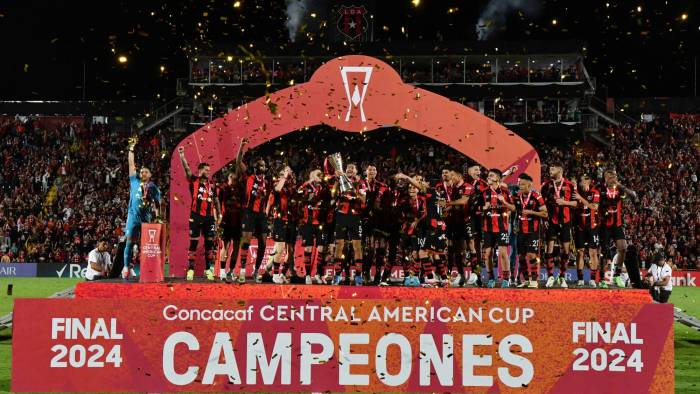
[127, 136, 138, 150]
[327, 153, 353, 193]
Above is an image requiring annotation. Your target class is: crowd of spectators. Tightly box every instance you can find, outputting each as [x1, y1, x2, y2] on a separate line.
[492, 99, 579, 124]
[0, 117, 169, 264]
[0, 113, 697, 270]
[497, 63, 529, 83]
[529, 63, 561, 82]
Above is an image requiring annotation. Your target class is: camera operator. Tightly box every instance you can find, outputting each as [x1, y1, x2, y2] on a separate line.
[646, 253, 672, 303]
[85, 239, 112, 281]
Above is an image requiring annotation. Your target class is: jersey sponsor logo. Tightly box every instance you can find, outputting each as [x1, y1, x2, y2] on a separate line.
[36, 263, 89, 278]
[0, 263, 37, 278]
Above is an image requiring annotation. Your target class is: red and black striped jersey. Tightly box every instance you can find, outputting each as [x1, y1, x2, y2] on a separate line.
[600, 186, 626, 228]
[467, 177, 489, 216]
[434, 182, 453, 203]
[419, 187, 445, 229]
[482, 186, 513, 233]
[380, 186, 407, 224]
[297, 181, 331, 225]
[513, 190, 546, 234]
[243, 174, 268, 213]
[375, 183, 396, 210]
[401, 196, 426, 235]
[335, 178, 366, 216]
[449, 181, 472, 222]
[266, 184, 294, 222]
[360, 178, 388, 214]
[188, 175, 216, 218]
[576, 187, 601, 230]
[218, 180, 244, 225]
[541, 178, 577, 225]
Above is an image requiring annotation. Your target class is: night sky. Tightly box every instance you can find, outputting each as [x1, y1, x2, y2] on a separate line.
[0, 0, 698, 100]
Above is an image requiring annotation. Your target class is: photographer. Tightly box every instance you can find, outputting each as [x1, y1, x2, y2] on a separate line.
[646, 253, 672, 303]
[85, 239, 112, 281]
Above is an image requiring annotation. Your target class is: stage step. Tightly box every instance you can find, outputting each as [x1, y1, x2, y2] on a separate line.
[75, 281, 652, 304]
[675, 307, 700, 331]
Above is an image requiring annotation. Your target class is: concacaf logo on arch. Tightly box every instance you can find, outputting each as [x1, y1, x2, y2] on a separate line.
[340, 66, 373, 122]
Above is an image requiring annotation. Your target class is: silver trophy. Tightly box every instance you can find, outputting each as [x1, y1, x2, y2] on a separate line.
[328, 153, 353, 193]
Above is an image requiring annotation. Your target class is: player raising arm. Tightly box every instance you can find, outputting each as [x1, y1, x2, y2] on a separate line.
[217, 137, 248, 282]
[123, 137, 161, 280]
[178, 146, 221, 281]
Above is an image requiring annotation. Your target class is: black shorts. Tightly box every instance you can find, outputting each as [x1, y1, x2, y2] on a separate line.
[334, 213, 362, 241]
[241, 209, 268, 237]
[362, 218, 375, 239]
[546, 222, 572, 243]
[221, 223, 242, 243]
[401, 233, 421, 252]
[575, 228, 600, 249]
[189, 214, 216, 239]
[483, 231, 510, 248]
[301, 223, 328, 247]
[651, 288, 671, 303]
[271, 219, 296, 243]
[446, 219, 466, 242]
[465, 216, 481, 240]
[324, 221, 336, 244]
[600, 225, 626, 243]
[517, 232, 540, 254]
[426, 228, 448, 252]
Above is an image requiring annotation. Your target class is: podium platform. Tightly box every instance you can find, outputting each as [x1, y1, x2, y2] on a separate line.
[74, 280, 652, 303]
[13, 280, 672, 393]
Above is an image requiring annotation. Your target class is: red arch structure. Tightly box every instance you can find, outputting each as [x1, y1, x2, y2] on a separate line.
[170, 55, 540, 275]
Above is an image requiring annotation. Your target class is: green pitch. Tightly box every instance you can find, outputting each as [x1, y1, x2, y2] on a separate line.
[674, 286, 700, 393]
[0, 278, 82, 392]
[0, 278, 698, 393]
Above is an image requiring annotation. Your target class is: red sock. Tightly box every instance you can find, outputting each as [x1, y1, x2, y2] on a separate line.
[560, 253, 568, 275]
[421, 257, 433, 277]
[353, 259, 363, 277]
[303, 252, 312, 276]
[434, 256, 446, 277]
[545, 253, 554, 276]
[187, 251, 196, 270]
[334, 258, 343, 276]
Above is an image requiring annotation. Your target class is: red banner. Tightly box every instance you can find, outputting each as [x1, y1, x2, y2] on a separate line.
[13, 286, 673, 393]
[670, 112, 700, 121]
[139, 223, 166, 283]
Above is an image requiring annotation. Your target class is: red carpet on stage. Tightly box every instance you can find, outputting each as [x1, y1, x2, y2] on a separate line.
[75, 281, 652, 303]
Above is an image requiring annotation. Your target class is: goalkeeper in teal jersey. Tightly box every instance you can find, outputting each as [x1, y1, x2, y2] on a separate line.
[123, 137, 161, 279]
